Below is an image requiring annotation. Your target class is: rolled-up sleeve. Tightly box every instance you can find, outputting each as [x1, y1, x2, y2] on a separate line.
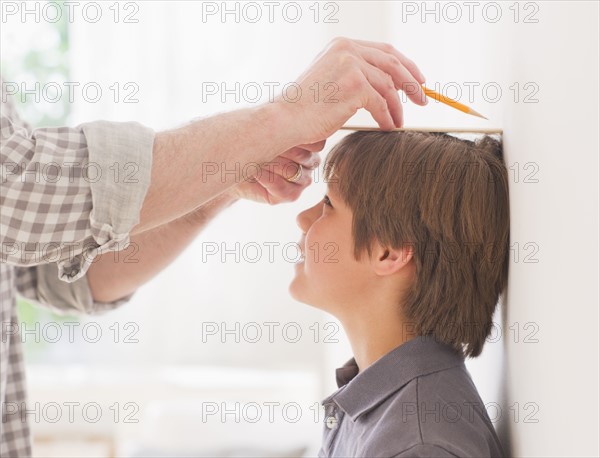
[76, 119, 155, 280]
[1, 80, 154, 313]
[1, 116, 154, 281]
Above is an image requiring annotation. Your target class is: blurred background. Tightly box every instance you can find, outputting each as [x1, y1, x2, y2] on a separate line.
[1, 1, 598, 457]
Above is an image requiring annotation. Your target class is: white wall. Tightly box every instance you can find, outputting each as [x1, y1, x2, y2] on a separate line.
[500, 2, 600, 456]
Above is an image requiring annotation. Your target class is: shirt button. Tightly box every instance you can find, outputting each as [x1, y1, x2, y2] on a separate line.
[326, 415, 338, 430]
[66, 267, 79, 278]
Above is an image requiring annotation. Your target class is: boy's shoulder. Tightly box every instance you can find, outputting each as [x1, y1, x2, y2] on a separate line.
[319, 336, 505, 458]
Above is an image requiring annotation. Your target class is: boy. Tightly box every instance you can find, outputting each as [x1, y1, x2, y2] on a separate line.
[290, 131, 508, 457]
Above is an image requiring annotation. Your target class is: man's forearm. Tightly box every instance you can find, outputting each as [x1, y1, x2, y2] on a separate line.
[87, 191, 239, 303]
[132, 103, 295, 235]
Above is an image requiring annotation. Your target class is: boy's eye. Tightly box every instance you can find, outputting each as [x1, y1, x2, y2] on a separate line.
[323, 195, 333, 208]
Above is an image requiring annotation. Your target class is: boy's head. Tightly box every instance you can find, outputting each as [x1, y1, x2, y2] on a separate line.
[289, 130, 509, 358]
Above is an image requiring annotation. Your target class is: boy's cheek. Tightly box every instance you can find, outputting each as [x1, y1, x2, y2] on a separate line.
[307, 257, 346, 293]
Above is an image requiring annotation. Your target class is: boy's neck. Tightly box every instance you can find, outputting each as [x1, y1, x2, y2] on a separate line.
[338, 305, 416, 373]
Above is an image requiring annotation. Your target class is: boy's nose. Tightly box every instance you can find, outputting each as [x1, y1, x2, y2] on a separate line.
[296, 201, 321, 233]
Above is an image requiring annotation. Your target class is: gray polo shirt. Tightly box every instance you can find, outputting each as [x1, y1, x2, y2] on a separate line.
[318, 335, 505, 457]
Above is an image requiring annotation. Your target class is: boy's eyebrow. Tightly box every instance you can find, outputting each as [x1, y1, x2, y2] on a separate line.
[325, 185, 338, 201]
[326, 175, 341, 195]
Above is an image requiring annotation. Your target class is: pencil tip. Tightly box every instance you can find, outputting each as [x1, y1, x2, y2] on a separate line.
[470, 109, 488, 120]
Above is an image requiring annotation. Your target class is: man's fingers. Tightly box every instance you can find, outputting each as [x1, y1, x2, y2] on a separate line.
[358, 46, 428, 107]
[354, 69, 397, 130]
[297, 140, 327, 153]
[262, 156, 313, 186]
[256, 166, 311, 204]
[280, 148, 321, 170]
[351, 39, 426, 84]
[359, 60, 404, 128]
[365, 86, 396, 130]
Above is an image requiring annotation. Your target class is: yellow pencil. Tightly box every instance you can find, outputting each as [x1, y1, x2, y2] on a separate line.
[421, 85, 488, 120]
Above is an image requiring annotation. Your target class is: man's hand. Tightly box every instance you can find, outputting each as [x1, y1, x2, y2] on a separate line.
[227, 141, 325, 205]
[276, 37, 428, 145]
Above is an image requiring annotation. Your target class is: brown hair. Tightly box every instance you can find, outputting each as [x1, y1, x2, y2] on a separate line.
[324, 131, 509, 358]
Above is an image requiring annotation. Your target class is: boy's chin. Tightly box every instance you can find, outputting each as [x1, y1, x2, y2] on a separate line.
[289, 283, 329, 313]
[288, 279, 315, 307]
[288, 280, 306, 304]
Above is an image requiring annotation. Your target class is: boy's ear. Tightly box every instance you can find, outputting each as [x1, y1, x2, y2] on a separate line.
[370, 242, 414, 277]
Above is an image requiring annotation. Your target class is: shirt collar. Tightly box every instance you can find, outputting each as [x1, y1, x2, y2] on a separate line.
[323, 335, 465, 421]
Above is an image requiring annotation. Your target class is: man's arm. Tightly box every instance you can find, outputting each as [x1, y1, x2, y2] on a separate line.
[133, 104, 289, 233]
[87, 191, 239, 303]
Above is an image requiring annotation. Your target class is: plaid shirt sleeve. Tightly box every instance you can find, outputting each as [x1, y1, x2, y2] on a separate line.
[1, 79, 154, 313]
